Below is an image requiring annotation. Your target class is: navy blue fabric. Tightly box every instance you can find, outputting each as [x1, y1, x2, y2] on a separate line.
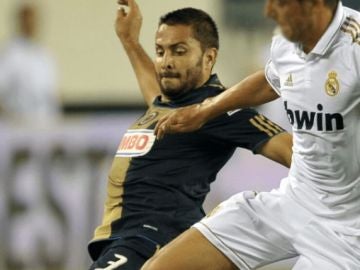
[88, 75, 284, 263]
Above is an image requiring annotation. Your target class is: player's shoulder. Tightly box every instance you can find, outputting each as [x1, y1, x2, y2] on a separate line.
[343, 6, 360, 21]
[339, 7, 360, 67]
[340, 8, 360, 48]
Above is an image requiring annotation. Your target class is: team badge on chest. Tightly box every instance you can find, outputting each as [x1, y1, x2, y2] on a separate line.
[116, 129, 156, 157]
[325, 71, 340, 96]
[137, 112, 159, 126]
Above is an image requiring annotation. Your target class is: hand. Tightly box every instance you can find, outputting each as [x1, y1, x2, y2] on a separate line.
[154, 104, 207, 139]
[115, 0, 142, 46]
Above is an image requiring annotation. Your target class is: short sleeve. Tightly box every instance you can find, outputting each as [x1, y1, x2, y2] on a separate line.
[201, 108, 285, 154]
[265, 59, 281, 96]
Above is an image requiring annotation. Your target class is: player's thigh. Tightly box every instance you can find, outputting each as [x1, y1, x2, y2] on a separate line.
[293, 219, 360, 270]
[293, 254, 359, 270]
[141, 228, 237, 270]
[293, 255, 344, 270]
[195, 191, 299, 269]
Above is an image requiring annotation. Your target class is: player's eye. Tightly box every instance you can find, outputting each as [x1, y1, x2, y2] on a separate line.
[156, 48, 164, 57]
[174, 47, 187, 56]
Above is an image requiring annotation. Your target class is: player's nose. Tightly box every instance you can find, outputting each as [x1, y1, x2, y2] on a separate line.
[160, 52, 174, 70]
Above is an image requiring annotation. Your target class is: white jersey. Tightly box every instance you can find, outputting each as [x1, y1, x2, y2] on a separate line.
[265, 2, 360, 235]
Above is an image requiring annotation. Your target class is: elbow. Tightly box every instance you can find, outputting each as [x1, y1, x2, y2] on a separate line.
[284, 151, 292, 168]
[283, 138, 293, 168]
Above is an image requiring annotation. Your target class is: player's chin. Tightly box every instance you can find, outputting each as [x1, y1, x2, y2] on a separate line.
[161, 81, 181, 94]
[280, 27, 297, 42]
[160, 86, 185, 99]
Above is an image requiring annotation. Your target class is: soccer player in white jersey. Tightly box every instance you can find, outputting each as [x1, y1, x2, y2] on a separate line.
[141, 0, 360, 269]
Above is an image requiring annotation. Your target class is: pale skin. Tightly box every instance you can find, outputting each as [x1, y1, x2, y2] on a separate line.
[140, 1, 337, 270]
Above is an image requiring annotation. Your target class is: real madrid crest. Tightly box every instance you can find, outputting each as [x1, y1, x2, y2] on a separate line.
[325, 71, 340, 96]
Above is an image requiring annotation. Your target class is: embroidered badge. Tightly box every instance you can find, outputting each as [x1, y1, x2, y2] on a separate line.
[325, 71, 340, 96]
[138, 111, 159, 126]
[284, 73, 293, 87]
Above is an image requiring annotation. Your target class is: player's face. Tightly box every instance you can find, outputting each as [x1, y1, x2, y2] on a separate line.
[154, 24, 208, 99]
[265, 0, 317, 43]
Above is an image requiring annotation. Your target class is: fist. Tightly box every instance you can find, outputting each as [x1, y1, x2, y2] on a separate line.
[118, 0, 128, 5]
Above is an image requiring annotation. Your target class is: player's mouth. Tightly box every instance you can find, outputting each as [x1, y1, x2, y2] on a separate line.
[160, 72, 180, 79]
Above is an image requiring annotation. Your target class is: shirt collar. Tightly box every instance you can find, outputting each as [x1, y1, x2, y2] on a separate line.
[310, 1, 345, 55]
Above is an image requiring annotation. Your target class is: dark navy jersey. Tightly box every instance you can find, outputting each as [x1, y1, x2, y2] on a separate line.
[88, 74, 285, 260]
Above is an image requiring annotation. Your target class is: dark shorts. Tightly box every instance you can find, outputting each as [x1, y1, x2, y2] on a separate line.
[89, 236, 159, 270]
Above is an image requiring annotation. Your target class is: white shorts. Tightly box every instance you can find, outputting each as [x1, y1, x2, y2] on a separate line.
[193, 189, 360, 270]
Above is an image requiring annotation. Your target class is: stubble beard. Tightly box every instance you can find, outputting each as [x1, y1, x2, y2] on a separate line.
[160, 59, 204, 100]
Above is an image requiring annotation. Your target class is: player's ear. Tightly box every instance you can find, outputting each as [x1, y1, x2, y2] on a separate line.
[204, 48, 217, 70]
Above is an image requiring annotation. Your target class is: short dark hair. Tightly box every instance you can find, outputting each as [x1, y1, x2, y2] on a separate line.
[159, 8, 219, 51]
[324, 0, 339, 9]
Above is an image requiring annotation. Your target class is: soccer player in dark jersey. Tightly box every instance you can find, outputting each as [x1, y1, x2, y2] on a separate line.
[88, 0, 292, 269]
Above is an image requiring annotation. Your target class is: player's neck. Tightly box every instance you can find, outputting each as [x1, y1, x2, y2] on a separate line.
[302, 6, 335, 54]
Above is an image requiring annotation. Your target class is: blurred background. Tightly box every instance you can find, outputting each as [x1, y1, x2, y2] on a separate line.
[0, 0, 359, 269]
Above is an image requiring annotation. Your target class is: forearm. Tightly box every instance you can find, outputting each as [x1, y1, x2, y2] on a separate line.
[115, 0, 159, 106]
[122, 41, 160, 106]
[199, 70, 279, 122]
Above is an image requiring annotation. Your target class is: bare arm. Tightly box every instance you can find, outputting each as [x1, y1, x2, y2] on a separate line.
[155, 70, 279, 138]
[116, 0, 160, 106]
[257, 132, 293, 168]
[200, 70, 278, 120]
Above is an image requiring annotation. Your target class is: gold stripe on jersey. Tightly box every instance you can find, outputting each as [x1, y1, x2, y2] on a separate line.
[257, 115, 284, 133]
[341, 17, 360, 44]
[341, 25, 357, 40]
[255, 115, 282, 134]
[348, 17, 360, 32]
[250, 115, 283, 137]
[250, 118, 274, 137]
[250, 115, 278, 137]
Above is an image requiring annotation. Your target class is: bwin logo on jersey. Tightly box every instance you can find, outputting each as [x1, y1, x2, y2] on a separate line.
[284, 101, 344, 131]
